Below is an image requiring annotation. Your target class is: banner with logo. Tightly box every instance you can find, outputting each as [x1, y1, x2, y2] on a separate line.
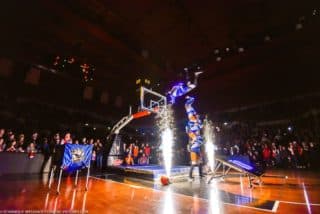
[62, 144, 93, 172]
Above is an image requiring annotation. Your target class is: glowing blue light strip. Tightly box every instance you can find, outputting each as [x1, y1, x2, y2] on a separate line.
[228, 160, 254, 171]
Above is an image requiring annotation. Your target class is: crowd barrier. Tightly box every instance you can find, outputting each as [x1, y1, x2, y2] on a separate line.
[0, 152, 51, 176]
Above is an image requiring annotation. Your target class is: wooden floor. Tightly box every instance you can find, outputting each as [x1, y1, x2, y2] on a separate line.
[0, 170, 320, 213]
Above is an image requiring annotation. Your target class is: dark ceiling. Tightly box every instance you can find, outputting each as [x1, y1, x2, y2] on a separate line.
[1, 0, 319, 114]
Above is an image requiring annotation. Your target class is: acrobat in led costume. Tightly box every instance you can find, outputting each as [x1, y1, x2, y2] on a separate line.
[167, 71, 203, 104]
[185, 96, 204, 179]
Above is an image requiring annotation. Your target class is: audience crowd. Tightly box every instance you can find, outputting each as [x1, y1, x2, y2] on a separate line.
[123, 143, 152, 165]
[0, 128, 105, 169]
[1, 124, 319, 170]
[213, 125, 319, 169]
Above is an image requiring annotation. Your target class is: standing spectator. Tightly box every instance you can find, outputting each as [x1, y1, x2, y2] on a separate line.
[52, 133, 64, 168]
[138, 153, 148, 165]
[309, 142, 318, 169]
[144, 143, 151, 163]
[302, 142, 310, 168]
[91, 150, 96, 167]
[30, 132, 40, 152]
[271, 144, 280, 166]
[262, 144, 271, 167]
[95, 139, 103, 169]
[280, 146, 289, 168]
[133, 145, 139, 164]
[0, 138, 5, 152]
[288, 142, 296, 168]
[295, 142, 304, 168]
[61, 133, 72, 144]
[42, 137, 51, 156]
[81, 137, 87, 145]
[16, 135, 25, 152]
[27, 142, 37, 158]
[88, 138, 94, 145]
[125, 148, 134, 165]
[0, 128, 5, 140]
[6, 140, 17, 152]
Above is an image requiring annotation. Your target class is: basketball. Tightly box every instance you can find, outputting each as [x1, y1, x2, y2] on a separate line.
[160, 176, 170, 185]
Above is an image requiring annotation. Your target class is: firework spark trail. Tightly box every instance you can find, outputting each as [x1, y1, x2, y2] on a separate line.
[204, 119, 216, 172]
[158, 106, 175, 177]
[161, 128, 173, 176]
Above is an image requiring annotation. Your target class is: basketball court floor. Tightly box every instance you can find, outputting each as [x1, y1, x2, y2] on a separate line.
[1, 169, 320, 213]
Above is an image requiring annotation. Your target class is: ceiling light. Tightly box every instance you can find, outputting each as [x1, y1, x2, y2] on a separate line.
[312, 9, 317, 16]
[295, 23, 303, 30]
[264, 35, 271, 42]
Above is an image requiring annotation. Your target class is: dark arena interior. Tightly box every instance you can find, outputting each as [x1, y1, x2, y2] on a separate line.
[1, 1, 320, 213]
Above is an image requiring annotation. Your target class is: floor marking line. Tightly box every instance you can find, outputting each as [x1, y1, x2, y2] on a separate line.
[272, 201, 280, 212]
[89, 176, 275, 212]
[279, 200, 320, 206]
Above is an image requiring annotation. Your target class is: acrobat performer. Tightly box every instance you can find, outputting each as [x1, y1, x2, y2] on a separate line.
[185, 96, 204, 180]
[167, 70, 203, 104]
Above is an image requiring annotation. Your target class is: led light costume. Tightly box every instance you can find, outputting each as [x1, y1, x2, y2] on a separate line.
[167, 71, 202, 104]
[185, 96, 204, 179]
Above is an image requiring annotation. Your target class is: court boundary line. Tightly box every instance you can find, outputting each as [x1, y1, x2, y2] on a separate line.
[272, 201, 280, 212]
[279, 200, 320, 206]
[90, 175, 277, 213]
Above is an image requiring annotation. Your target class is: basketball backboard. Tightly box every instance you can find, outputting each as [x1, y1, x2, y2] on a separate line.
[140, 86, 167, 115]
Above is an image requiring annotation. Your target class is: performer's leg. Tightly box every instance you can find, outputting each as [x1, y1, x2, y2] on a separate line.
[189, 165, 195, 179]
[189, 152, 198, 179]
[198, 162, 203, 177]
[170, 95, 175, 104]
[193, 71, 203, 86]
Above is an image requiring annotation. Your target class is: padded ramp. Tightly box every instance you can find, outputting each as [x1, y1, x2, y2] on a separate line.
[216, 155, 265, 177]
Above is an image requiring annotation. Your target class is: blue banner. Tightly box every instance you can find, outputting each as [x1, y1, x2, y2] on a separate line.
[62, 144, 93, 172]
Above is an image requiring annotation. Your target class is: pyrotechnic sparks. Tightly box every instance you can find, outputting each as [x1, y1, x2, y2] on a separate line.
[161, 128, 173, 176]
[157, 106, 175, 177]
[203, 118, 216, 172]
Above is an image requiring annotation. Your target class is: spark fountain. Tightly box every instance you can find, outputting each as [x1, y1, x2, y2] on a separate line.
[157, 106, 175, 178]
[203, 118, 216, 172]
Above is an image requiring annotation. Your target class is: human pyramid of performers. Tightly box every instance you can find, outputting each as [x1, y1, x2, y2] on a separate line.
[167, 68, 204, 180]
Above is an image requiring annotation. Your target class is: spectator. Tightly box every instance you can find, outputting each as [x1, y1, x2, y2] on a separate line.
[138, 153, 148, 165]
[6, 140, 17, 152]
[144, 143, 151, 161]
[27, 142, 37, 158]
[61, 133, 72, 144]
[125, 148, 134, 165]
[0, 128, 5, 139]
[133, 145, 139, 164]
[279, 146, 289, 168]
[30, 132, 40, 152]
[0, 138, 5, 152]
[262, 144, 271, 167]
[91, 150, 96, 167]
[95, 139, 103, 169]
[82, 137, 87, 145]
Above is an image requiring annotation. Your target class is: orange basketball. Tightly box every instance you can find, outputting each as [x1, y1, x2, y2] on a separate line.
[160, 176, 170, 185]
